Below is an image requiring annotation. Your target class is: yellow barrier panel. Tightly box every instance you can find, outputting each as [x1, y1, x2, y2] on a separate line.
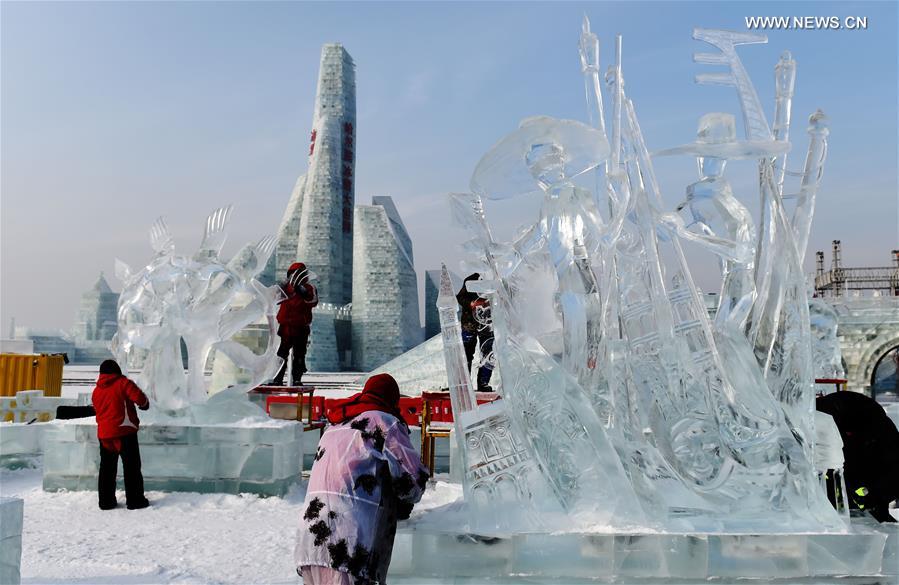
[0, 354, 64, 397]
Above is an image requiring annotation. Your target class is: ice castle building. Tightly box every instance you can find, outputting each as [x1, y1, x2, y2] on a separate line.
[69, 272, 119, 363]
[264, 43, 422, 372]
[71, 273, 119, 344]
[266, 43, 356, 306]
[352, 196, 422, 370]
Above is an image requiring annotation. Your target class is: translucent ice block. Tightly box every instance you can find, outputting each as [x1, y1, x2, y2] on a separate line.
[42, 417, 304, 496]
[0, 497, 23, 585]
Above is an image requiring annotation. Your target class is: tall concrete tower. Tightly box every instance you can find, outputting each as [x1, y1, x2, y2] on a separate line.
[266, 43, 356, 307]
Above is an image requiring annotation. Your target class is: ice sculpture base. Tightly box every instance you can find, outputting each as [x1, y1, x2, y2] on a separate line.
[0, 423, 45, 469]
[0, 497, 24, 585]
[41, 417, 303, 497]
[391, 519, 896, 581]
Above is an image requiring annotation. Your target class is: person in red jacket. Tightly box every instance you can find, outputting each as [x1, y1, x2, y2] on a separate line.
[271, 262, 318, 386]
[91, 359, 150, 510]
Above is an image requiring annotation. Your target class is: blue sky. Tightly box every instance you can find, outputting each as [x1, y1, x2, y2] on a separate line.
[2, 1, 897, 329]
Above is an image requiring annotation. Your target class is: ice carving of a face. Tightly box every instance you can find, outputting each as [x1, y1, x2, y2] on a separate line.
[526, 142, 567, 191]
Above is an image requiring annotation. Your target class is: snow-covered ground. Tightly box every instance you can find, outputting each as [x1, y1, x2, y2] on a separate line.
[1, 460, 462, 585]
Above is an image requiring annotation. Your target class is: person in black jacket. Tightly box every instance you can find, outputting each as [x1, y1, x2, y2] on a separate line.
[456, 273, 494, 391]
[817, 391, 899, 522]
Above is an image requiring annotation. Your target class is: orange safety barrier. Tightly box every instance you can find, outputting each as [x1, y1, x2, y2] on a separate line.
[0, 354, 64, 397]
[264, 387, 502, 470]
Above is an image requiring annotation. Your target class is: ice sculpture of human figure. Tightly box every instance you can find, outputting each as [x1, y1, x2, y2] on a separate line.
[456, 273, 494, 390]
[657, 113, 775, 332]
[466, 118, 646, 523]
[525, 140, 607, 383]
[471, 118, 610, 382]
[270, 262, 318, 387]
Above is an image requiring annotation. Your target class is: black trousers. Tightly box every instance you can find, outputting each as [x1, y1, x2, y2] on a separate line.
[98, 433, 147, 509]
[462, 330, 494, 389]
[273, 326, 311, 386]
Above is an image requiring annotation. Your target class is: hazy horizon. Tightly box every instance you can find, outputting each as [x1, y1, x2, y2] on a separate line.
[2, 1, 897, 333]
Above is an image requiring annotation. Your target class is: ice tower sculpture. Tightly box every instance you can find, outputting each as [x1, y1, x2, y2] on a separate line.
[442, 19, 842, 533]
[112, 206, 281, 415]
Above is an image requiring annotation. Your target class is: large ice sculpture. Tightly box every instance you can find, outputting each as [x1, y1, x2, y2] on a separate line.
[442, 19, 842, 532]
[112, 206, 282, 416]
[43, 208, 302, 496]
[43, 207, 303, 495]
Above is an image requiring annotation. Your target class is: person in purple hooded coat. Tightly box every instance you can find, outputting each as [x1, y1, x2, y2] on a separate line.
[295, 374, 430, 584]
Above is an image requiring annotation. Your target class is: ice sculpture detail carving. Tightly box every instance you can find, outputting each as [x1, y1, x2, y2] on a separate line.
[112, 207, 281, 415]
[436, 265, 546, 531]
[809, 296, 845, 390]
[441, 20, 842, 533]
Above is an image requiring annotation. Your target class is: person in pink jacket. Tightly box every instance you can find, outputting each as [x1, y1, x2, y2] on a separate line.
[295, 374, 430, 584]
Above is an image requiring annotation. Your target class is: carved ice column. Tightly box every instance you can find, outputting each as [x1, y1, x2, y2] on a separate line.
[436, 265, 541, 532]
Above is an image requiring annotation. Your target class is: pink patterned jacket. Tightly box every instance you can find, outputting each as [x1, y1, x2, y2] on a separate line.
[295, 410, 429, 583]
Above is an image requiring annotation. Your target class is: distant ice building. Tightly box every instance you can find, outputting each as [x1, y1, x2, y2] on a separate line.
[70, 273, 119, 363]
[72, 273, 119, 344]
[14, 327, 75, 357]
[14, 273, 118, 362]
[352, 197, 421, 370]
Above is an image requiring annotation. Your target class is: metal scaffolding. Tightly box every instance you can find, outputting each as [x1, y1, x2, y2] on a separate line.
[814, 240, 899, 297]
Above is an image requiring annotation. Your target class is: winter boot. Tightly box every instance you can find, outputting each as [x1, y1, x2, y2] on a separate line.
[127, 498, 150, 510]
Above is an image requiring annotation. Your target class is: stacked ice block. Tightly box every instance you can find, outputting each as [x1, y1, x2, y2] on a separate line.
[0, 497, 23, 585]
[1, 390, 93, 468]
[42, 417, 303, 496]
[0, 423, 45, 468]
[390, 523, 895, 581]
[0, 389, 88, 423]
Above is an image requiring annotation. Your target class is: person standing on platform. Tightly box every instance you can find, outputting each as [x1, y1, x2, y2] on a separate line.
[456, 272, 495, 391]
[91, 359, 150, 510]
[271, 262, 318, 387]
[295, 373, 429, 584]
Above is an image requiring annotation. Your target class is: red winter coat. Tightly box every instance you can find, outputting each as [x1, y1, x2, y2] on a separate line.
[92, 374, 150, 440]
[277, 282, 318, 337]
